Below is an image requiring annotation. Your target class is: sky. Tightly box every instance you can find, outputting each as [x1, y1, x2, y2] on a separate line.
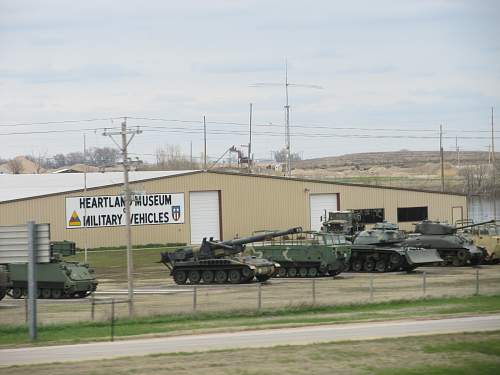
[0, 0, 499, 163]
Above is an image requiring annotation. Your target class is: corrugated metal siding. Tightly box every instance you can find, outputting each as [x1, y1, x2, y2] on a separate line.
[0, 172, 467, 247]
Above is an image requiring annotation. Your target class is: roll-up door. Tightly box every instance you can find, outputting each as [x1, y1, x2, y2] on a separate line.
[309, 193, 339, 231]
[189, 191, 220, 244]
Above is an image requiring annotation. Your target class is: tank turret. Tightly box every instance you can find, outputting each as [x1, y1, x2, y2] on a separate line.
[407, 220, 494, 266]
[161, 227, 303, 284]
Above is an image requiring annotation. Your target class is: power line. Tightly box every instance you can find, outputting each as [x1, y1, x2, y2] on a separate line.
[0, 117, 121, 128]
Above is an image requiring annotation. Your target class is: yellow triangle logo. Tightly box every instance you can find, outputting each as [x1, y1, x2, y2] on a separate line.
[69, 211, 81, 226]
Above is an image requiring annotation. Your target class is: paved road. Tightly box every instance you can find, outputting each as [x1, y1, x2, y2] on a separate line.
[1, 314, 500, 367]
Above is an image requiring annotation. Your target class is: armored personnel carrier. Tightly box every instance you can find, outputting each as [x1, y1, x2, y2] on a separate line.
[406, 220, 493, 266]
[350, 222, 443, 272]
[161, 227, 302, 285]
[247, 230, 351, 277]
[0, 266, 10, 301]
[7, 241, 98, 299]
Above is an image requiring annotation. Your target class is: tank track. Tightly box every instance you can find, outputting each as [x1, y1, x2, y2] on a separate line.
[347, 250, 413, 272]
[8, 287, 90, 299]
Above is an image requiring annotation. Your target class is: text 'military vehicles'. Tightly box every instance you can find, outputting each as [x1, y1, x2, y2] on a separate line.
[7, 241, 98, 299]
[247, 230, 351, 278]
[350, 222, 443, 272]
[0, 266, 11, 301]
[161, 227, 303, 285]
[406, 220, 494, 266]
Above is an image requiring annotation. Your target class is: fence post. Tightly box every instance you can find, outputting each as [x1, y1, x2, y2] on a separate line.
[422, 271, 427, 297]
[257, 283, 262, 310]
[25, 296, 28, 324]
[369, 275, 374, 302]
[193, 286, 197, 312]
[110, 299, 115, 342]
[475, 269, 479, 296]
[91, 294, 95, 321]
[312, 279, 316, 305]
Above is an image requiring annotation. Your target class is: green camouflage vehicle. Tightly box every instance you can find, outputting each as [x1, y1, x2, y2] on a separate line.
[247, 231, 351, 277]
[0, 265, 10, 301]
[7, 241, 98, 299]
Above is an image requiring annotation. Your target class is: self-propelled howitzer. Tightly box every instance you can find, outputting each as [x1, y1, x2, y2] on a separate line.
[161, 227, 303, 284]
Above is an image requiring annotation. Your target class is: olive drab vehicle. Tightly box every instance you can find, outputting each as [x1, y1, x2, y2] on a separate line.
[350, 222, 443, 272]
[0, 266, 11, 301]
[321, 210, 365, 241]
[161, 227, 303, 285]
[246, 230, 351, 278]
[406, 220, 494, 266]
[7, 241, 98, 299]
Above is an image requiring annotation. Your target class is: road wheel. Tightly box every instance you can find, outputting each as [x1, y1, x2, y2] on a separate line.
[452, 257, 465, 267]
[364, 260, 375, 272]
[389, 253, 402, 265]
[201, 270, 215, 284]
[308, 268, 318, 277]
[228, 269, 241, 284]
[256, 274, 271, 282]
[41, 288, 52, 299]
[456, 249, 468, 261]
[299, 267, 308, 277]
[173, 270, 187, 285]
[51, 289, 63, 299]
[278, 267, 287, 278]
[288, 267, 298, 277]
[188, 270, 201, 284]
[352, 259, 364, 272]
[214, 270, 227, 284]
[375, 260, 387, 272]
[12, 288, 23, 299]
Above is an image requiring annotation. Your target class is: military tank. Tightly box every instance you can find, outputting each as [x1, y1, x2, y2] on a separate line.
[161, 227, 303, 285]
[406, 220, 494, 266]
[349, 222, 443, 272]
[7, 241, 98, 299]
[247, 230, 350, 277]
[0, 266, 11, 301]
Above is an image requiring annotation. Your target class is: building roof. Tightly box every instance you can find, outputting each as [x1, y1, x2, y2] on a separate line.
[0, 169, 466, 204]
[0, 170, 198, 203]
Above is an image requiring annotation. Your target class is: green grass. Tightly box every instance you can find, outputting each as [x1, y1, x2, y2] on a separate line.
[424, 338, 500, 356]
[2, 294, 500, 347]
[375, 361, 500, 375]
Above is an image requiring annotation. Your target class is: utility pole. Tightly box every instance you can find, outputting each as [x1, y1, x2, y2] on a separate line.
[83, 134, 88, 264]
[248, 103, 253, 173]
[284, 61, 291, 177]
[440, 124, 445, 192]
[190, 141, 193, 167]
[103, 117, 141, 316]
[455, 136, 460, 167]
[203, 115, 207, 170]
[492, 106, 496, 220]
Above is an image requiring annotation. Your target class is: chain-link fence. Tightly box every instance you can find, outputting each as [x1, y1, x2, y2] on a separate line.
[1, 266, 499, 327]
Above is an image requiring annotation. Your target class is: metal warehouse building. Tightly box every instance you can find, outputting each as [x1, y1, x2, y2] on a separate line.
[0, 170, 467, 248]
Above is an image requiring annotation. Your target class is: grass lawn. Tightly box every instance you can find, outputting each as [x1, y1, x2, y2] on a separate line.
[2, 294, 500, 348]
[4, 331, 500, 375]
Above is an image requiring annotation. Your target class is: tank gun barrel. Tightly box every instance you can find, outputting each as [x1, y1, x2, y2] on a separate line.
[216, 227, 303, 248]
[456, 219, 495, 230]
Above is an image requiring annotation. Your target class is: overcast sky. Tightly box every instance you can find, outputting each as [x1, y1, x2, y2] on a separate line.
[0, 0, 499, 162]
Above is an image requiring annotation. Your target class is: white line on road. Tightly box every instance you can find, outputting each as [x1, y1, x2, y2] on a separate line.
[1, 314, 500, 367]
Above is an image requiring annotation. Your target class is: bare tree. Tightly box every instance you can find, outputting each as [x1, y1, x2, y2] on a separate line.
[459, 164, 493, 195]
[7, 158, 24, 174]
[273, 148, 302, 163]
[25, 151, 48, 173]
[155, 145, 197, 170]
[88, 147, 120, 166]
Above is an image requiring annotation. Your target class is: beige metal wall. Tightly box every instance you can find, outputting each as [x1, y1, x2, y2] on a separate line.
[0, 171, 467, 248]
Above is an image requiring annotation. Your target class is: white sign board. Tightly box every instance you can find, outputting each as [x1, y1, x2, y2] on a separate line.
[65, 193, 185, 229]
[0, 224, 51, 264]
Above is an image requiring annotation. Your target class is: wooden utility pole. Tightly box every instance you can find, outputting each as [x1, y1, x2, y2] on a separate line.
[103, 117, 141, 316]
[492, 107, 496, 220]
[248, 103, 253, 173]
[440, 124, 445, 192]
[203, 116, 207, 170]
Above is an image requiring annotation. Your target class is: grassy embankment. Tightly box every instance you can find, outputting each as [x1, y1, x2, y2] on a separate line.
[4, 331, 500, 374]
[2, 294, 500, 347]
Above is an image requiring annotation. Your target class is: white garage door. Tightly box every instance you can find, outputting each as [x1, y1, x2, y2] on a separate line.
[190, 191, 220, 244]
[310, 194, 338, 231]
